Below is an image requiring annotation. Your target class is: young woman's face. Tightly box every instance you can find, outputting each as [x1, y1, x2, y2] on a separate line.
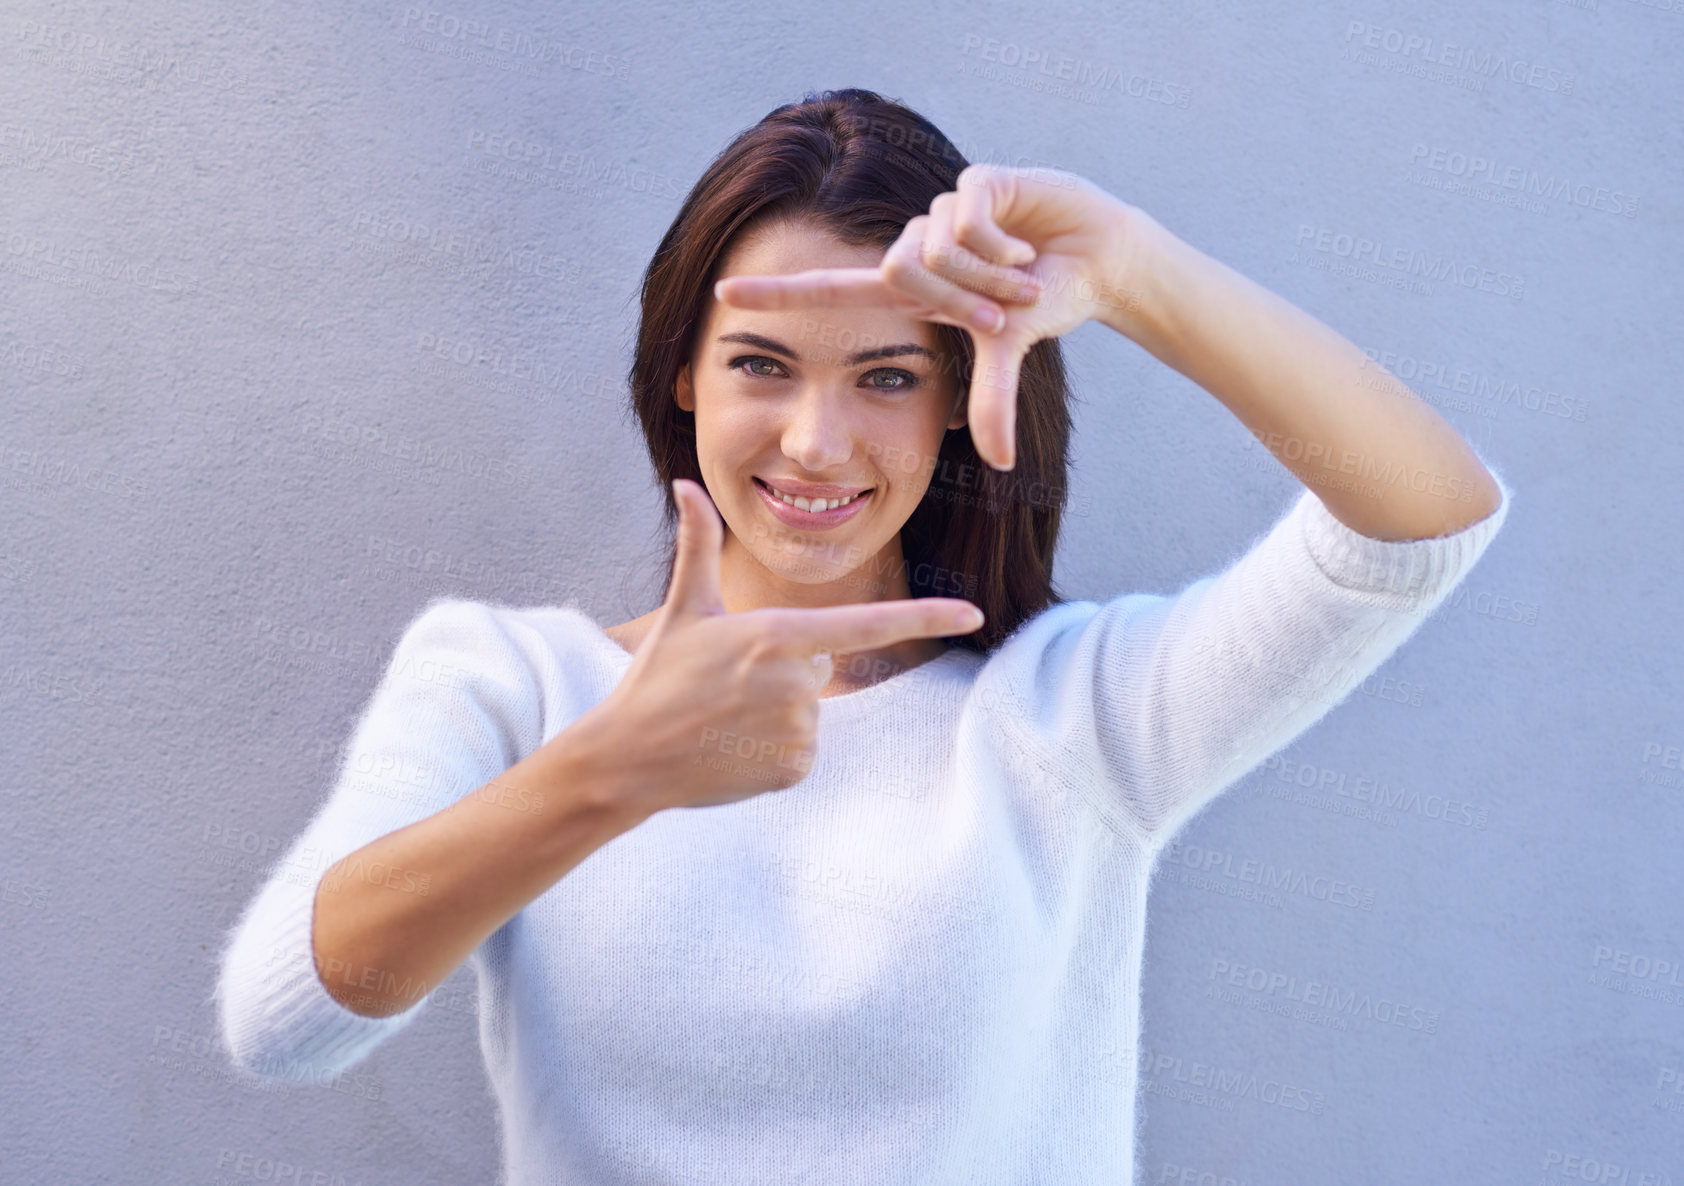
[676, 217, 968, 599]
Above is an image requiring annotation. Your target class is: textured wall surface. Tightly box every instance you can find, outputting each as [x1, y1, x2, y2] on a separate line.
[2, 1, 1679, 1182]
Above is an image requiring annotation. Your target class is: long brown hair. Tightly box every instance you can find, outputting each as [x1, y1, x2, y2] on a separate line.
[625, 87, 1075, 655]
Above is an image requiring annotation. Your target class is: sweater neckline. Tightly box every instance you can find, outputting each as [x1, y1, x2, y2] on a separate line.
[567, 607, 973, 708]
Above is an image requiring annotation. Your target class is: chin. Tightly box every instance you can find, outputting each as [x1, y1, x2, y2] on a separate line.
[761, 551, 862, 587]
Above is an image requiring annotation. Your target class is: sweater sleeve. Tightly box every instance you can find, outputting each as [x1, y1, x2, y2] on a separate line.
[1019, 462, 1513, 848]
[213, 596, 546, 1083]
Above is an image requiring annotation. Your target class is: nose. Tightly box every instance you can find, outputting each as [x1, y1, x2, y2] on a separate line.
[779, 384, 856, 474]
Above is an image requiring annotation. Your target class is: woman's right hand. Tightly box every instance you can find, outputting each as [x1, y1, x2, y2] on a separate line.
[560, 478, 986, 814]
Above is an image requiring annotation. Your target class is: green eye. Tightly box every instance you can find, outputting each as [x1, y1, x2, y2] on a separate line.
[866, 369, 920, 391]
[727, 356, 921, 392]
[730, 355, 785, 378]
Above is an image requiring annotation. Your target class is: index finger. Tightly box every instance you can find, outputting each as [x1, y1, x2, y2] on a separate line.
[714, 269, 917, 311]
[757, 598, 984, 656]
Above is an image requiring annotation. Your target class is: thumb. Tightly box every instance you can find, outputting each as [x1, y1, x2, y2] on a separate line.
[664, 478, 726, 620]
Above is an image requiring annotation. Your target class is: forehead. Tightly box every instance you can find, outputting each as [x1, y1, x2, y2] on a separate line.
[707, 217, 945, 358]
[720, 216, 884, 274]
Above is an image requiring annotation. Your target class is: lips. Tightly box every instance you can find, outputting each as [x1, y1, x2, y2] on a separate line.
[754, 476, 872, 504]
[753, 477, 873, 530]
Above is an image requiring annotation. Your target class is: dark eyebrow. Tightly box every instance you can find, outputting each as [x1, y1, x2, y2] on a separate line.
[715, 330, 937, 367]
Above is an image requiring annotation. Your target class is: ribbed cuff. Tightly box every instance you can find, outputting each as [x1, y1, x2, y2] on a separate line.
[1294, 465, 1513, 606]
[222, 876, 426, 1083]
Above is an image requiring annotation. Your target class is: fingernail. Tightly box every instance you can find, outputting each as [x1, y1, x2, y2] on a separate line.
[972, 305, 1005, 334]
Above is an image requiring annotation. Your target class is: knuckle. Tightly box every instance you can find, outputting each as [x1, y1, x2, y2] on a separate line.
[881, 252, 920, 286]
[787, 708, 817, 748]
[918, 239, 949, 270]
[744, 638, 780, 674]
[744, 615, 791, 657]
[772, 658, 819, 701]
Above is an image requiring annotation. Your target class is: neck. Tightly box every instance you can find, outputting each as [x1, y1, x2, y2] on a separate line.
[715, 530, 913, 614]
[709, 530, 949, 691]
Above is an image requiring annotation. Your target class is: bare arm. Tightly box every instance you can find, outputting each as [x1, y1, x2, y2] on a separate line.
[312, 714, 649, 1018]
[1099, 206, 1503, 541]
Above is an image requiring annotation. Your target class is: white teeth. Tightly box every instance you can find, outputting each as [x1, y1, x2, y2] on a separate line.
[764, 482, 862, 512]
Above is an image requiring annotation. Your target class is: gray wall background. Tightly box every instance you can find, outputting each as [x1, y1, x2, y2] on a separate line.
[3, 0, 1679, 1182]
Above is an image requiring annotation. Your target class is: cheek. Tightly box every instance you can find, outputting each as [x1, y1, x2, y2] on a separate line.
[879, 407, 951, 483]
[694, 398, 770, 462]
[872, 391, 948, 450]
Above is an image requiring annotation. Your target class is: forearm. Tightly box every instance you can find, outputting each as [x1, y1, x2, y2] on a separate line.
[312, 723, 650, 1018]
[1098, 206, 1502, 541]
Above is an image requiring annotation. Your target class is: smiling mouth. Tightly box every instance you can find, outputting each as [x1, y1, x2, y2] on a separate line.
[753, 476, 873, 513]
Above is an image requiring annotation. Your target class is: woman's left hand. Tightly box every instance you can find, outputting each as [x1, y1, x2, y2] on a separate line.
[713, 163, 1144, 471]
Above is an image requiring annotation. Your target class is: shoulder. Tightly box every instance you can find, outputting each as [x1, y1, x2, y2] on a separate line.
[393, 596, 617, 682]
[600, 608, 659, 655]
[963, 594, 1175, 724]
[983, 596, 1135, 670]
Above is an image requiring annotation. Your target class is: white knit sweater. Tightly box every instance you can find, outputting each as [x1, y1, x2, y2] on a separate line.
[216, 475, 1511, 1185]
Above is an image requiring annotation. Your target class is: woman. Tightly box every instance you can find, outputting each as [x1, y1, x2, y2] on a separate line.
[217, 88, 1511, 1184]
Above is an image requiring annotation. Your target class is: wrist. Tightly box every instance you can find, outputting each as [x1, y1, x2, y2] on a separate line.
[1093, 200, 1172, 341]
[536, 710, 660, 832]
